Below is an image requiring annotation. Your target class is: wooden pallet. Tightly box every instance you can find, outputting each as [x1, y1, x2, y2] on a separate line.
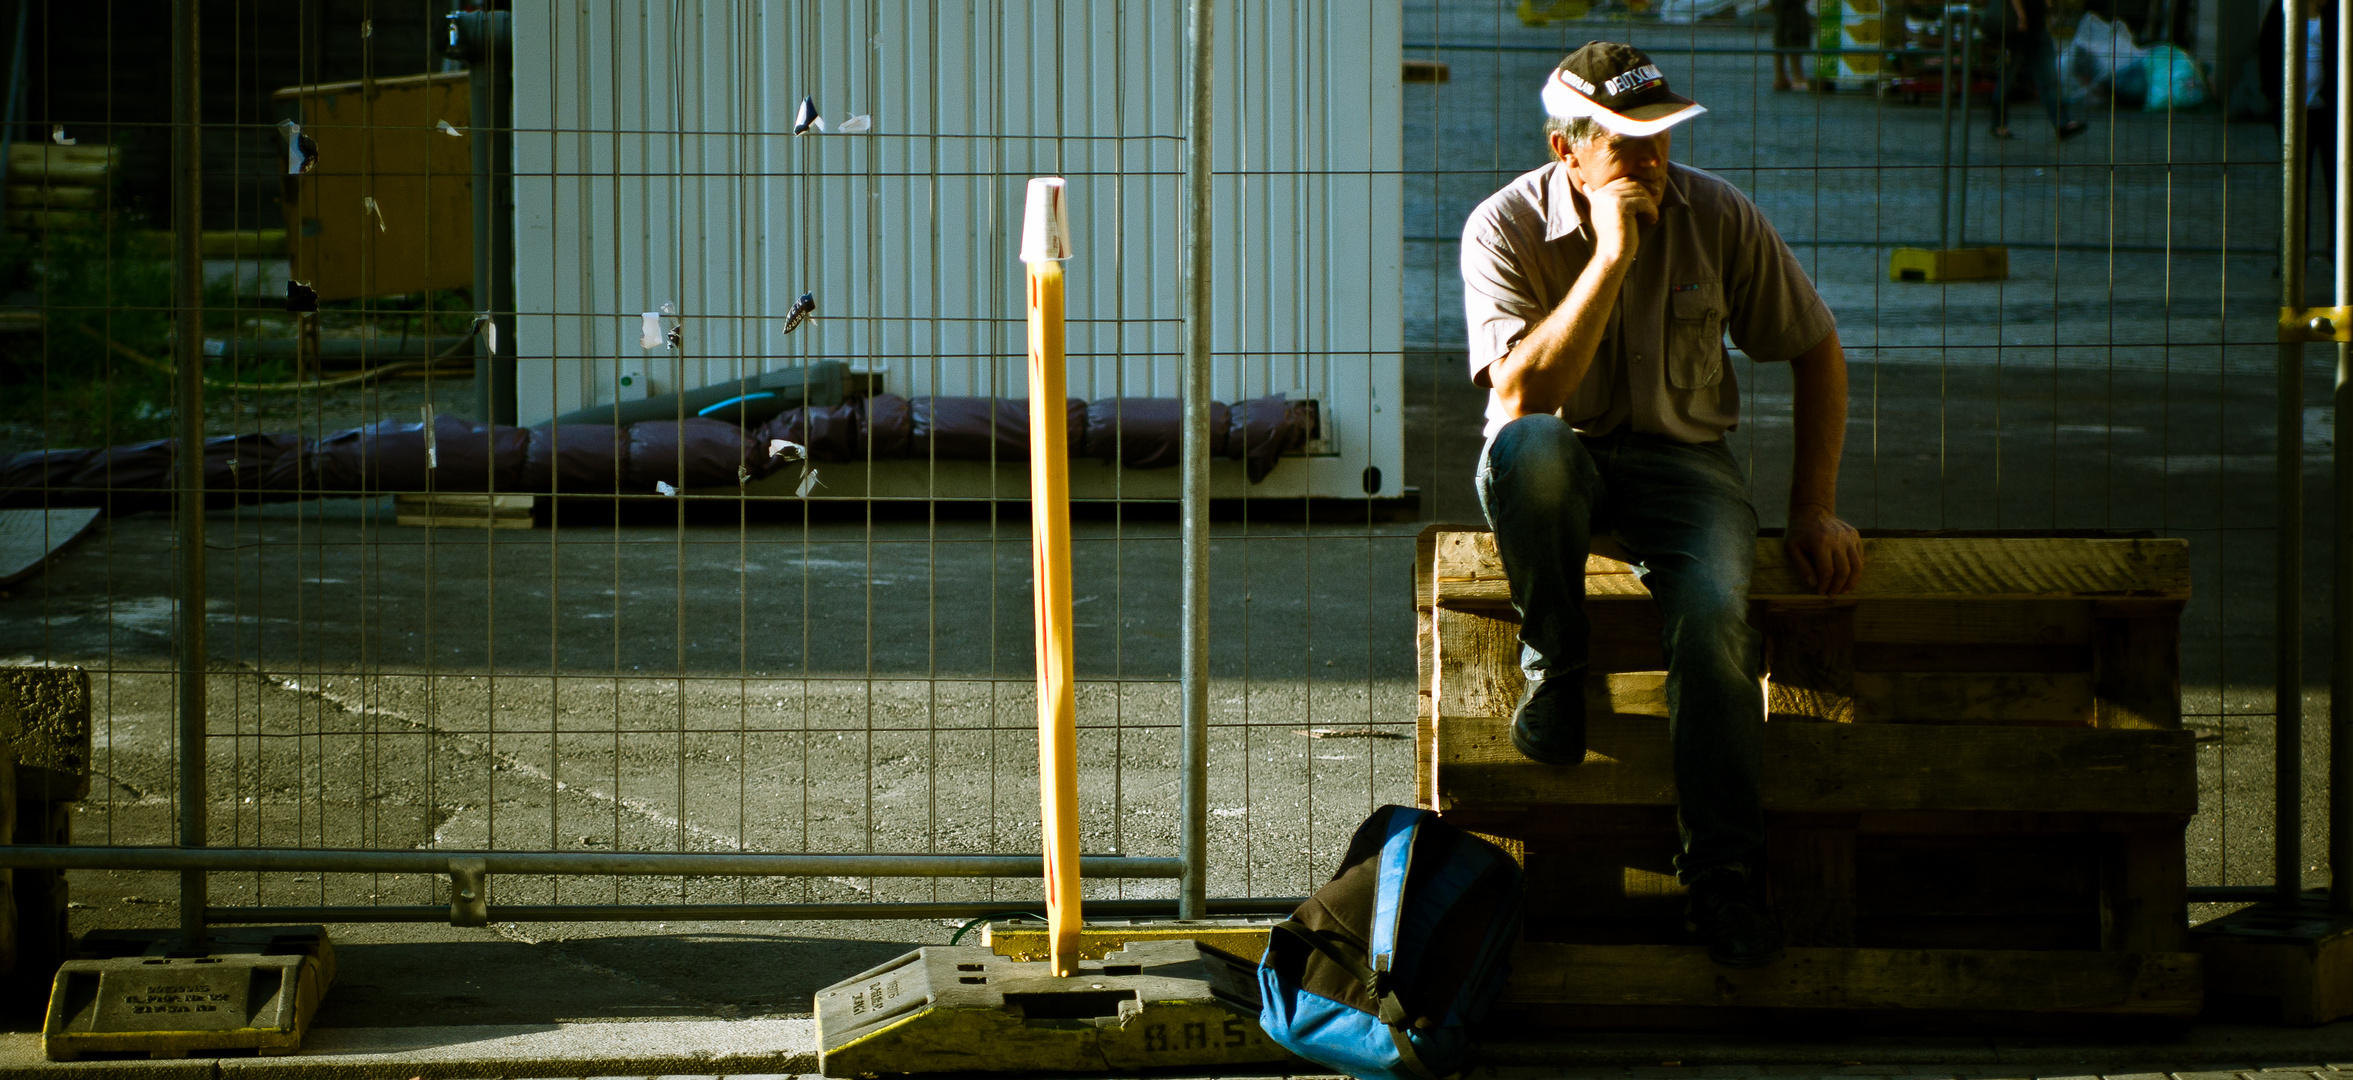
[1416, 527, 2201, 1027]
[393, 493, 537, 530]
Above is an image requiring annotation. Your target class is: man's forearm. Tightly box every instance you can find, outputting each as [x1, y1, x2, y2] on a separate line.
[1788, 332, 1847, 515]
[1490, 244, 1635, 418]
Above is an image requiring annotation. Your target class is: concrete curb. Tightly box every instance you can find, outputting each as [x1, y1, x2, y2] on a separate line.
[0, 1018, 2346, 1080]
[0, 1018, 818, 1080]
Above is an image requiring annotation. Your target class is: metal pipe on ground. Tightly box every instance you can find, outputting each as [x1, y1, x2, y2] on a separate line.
[0, 845, 1183, 878]
[204, 898, 1306, 925]
[170, 0, 207, 957]
[2280, 1, 2311, 911]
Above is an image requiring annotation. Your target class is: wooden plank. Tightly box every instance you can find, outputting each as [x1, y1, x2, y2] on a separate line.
[1769, 817, 1858, 947]
[1854, 599, 2096, 644]
[2093, 614, 2183, 730]
[2103, 826, 2189, 953]
[1852, 672, 2094, 725]
[1434, 714, 2197, 814]
[1416, 525, 1443, 809]
[1762, 606, 1855, 723]
[1434, 608, 1525, 720]
[1435, 533, 2193, 607]
[1499, 943, 2201, 1015]
[393, 493, 536, 530]
[1854, 642, 2093, 672]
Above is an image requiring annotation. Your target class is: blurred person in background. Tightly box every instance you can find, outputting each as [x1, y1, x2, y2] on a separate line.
[2260, 0, 2337, 263]
[1772, 0, 1812, 91]
[1990, 0, 2086, 139]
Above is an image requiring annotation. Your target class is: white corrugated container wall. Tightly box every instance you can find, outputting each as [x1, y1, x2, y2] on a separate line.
[510, 1, 1405, 501]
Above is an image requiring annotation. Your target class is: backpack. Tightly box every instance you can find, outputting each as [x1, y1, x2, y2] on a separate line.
[1256, 805, 1524, 1080]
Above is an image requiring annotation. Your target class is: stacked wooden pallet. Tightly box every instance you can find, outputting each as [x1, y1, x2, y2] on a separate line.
[1414, 526, 2200, 1028]
[5, 143, 116, 234]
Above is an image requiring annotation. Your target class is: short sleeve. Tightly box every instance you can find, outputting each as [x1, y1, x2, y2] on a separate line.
[1459, 209, 1547, 387]
[1721, 193, 1835, 364]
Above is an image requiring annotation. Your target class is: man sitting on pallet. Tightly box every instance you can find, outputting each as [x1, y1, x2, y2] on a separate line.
[1460, 41, 1865, 968]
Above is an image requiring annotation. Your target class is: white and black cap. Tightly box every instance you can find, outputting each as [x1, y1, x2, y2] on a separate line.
[1541, 41, 1707, 137]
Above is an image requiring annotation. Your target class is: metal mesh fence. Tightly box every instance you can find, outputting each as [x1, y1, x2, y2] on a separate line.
[0, 0, 2321, 951]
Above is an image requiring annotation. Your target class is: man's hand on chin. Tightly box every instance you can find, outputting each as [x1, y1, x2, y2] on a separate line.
[1784, 505, 1865, 596]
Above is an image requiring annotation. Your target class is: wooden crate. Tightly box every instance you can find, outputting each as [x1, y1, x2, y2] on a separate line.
[1417, 527, 2200, 1027]
[274, 71, 474, 303]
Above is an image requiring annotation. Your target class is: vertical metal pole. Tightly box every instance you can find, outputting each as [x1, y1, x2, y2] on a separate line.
[1954, 3, 1974, 248]
[1178, 0, 1216, 922]
[457, 9, 517, 424]
[2333, 0, 2353, 915]
[2280, 0, 2311, 910]
[1938, 7, 1954, 250]
[2, 1, 32, 150]
[171, 0, 208, 952]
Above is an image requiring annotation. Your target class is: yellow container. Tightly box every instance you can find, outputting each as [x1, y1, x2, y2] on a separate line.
[1890, 247, 2010, 282]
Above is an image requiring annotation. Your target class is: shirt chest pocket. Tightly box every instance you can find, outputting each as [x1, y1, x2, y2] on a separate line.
[1667, 281, 1726, 390]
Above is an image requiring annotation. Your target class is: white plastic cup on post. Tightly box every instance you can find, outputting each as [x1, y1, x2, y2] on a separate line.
[1021, 177, 1072, 263]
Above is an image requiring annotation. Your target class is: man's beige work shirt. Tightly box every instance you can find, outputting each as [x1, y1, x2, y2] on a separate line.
[1460, 160, 1835, 441]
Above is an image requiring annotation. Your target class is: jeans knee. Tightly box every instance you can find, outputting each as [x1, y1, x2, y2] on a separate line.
[1666, 591, 1760, 672]
[1484, 415, 1591, 509]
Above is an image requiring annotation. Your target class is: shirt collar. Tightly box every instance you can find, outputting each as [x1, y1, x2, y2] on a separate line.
[1543, 160, 1688, 244]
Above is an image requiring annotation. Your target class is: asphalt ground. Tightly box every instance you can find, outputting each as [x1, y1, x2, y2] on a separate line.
[0, 4, 2344, 1065]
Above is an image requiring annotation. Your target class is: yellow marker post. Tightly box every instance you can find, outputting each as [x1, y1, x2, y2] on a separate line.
[1021, 177, 1081, 976]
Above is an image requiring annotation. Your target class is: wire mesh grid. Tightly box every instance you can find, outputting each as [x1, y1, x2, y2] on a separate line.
[0, 0, 2317, 946]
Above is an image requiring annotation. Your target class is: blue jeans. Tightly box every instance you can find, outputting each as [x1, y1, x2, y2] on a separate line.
[1475, 415, 1766, 881]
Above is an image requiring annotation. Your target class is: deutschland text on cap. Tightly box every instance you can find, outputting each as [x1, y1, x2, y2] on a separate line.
[1541, 40, 1707, 137]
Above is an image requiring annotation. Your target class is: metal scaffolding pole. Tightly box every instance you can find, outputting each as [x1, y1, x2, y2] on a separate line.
[2334, 0, 2352, 916]
[2280, 0, 2311, 910]
[1178, 0, 1216, 922]
[170, 0, 208, 954]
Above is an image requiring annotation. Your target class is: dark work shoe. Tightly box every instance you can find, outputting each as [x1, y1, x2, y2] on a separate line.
[1508, 671, 1586, 766]
[1685, 866, 1786, 968]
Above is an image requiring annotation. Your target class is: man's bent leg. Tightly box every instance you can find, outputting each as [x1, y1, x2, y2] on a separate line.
[1477, 415, 1605, 764]
[1606, 437, 1775, 964]
[1609, 438, 1765, 876]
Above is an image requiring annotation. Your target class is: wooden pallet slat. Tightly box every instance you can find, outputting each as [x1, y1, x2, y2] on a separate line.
[1437, 712, 2196, 815]
[1435, 535, 2193, 606]
[1499, 944, 2201, 1016]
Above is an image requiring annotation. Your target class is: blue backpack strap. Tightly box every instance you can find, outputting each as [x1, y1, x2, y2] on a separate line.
[1367, 808, 1424, 1011]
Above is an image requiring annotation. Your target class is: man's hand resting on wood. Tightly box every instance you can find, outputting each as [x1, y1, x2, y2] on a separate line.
[1784, 504, 1864, 596]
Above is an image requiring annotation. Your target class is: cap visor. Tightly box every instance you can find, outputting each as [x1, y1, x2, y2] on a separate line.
[1592, 101, 1707, 137]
